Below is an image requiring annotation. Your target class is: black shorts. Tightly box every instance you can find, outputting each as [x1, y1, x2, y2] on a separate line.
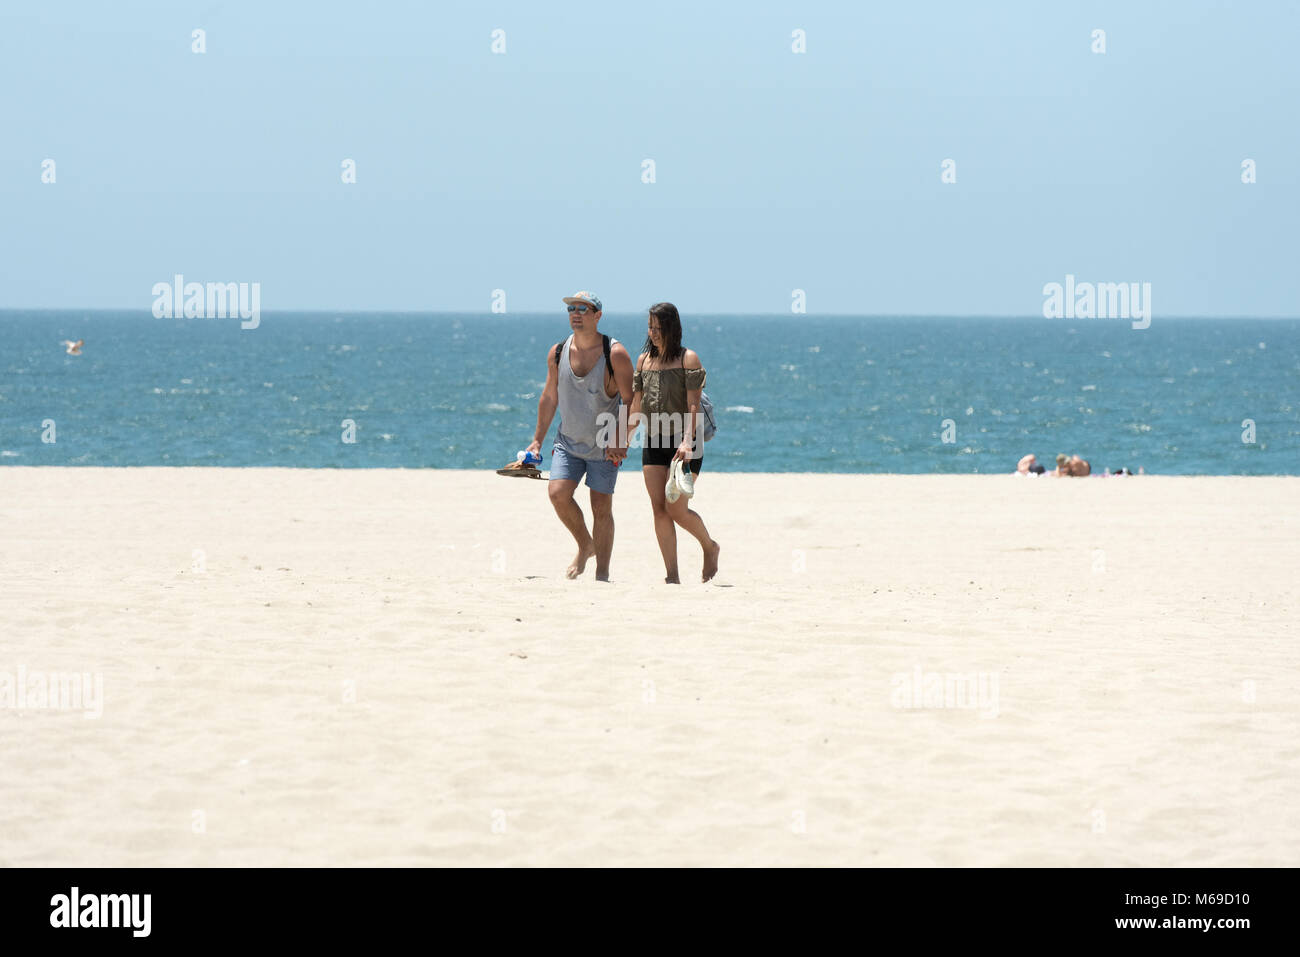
[641, 434, 703, 474]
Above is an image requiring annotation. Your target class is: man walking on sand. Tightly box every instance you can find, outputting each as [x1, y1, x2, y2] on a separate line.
[525, 291, 634, 581]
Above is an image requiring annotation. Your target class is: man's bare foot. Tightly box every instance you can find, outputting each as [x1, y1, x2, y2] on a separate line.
[665, 575, 680, 584]
[566, 541, 596, 579]
[702, 541, 720, 582]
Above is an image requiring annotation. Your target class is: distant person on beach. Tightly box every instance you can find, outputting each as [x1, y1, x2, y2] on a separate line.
[1016, 454, 1046, 475]
[1051, 453, 1092, 476]
[628, 302, 720, 584]
[524, 291, 634, 581]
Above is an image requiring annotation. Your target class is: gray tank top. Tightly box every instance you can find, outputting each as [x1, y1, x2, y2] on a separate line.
[557, 335, 621, 459]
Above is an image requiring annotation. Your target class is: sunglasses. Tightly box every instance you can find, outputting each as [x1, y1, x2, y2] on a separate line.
[566, 304, 594, 314]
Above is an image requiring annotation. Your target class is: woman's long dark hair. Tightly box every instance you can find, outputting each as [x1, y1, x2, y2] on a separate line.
[643, 302, 684, 363]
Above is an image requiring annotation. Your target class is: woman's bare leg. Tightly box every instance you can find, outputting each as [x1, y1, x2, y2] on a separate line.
[665, 474, 720, 581]
[642, 465, 679, 583]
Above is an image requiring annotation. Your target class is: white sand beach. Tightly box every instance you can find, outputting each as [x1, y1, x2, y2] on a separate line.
[1, 468, 1296, 866]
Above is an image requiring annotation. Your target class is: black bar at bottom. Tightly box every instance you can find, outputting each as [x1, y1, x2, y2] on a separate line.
[0, 867, 1286, 944]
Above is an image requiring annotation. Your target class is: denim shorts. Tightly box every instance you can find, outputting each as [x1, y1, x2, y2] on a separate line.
[550, 440, 619, 495]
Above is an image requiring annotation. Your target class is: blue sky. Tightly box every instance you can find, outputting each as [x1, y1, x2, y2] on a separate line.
[1, 0, 1296, 316]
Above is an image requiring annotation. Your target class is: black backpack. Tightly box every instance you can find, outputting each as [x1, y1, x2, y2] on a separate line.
[555, 334, 613, 386]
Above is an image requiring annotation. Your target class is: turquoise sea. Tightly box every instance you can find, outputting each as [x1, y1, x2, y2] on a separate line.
[1, 311, 1296, 474]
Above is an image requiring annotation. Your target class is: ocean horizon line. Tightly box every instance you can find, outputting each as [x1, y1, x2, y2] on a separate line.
[3, 308, 1299, 322]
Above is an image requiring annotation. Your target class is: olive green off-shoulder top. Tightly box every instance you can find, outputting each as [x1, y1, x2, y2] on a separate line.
[633, 364, 706, 417]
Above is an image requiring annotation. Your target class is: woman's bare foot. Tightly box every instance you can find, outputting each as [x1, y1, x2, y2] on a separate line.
[702, 541, 720, 582]
[566, 541, 596, 579]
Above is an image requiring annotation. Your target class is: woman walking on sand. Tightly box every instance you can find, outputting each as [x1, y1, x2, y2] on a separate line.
[629, 302, 720, 583]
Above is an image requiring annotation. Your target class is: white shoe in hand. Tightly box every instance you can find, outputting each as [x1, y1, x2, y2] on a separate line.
[666, 458, 694, 504]
[665, 460, 681, 503]
[677, 458, 695, 498]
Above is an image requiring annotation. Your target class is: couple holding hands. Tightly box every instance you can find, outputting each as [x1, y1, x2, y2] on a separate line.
[523, 292, 719, 585]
